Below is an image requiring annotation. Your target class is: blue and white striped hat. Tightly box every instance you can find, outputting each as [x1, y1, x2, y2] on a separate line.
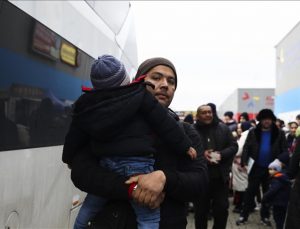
[90, 55, 130, 89]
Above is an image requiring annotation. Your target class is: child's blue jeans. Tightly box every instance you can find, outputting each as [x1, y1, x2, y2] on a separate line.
[74, 156, 160, 229]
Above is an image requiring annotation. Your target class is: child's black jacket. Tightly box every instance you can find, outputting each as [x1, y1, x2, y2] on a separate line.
[62, 82, 191, 164]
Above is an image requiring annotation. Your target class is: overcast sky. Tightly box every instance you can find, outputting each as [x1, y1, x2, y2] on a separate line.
[131, 1, 300, 111]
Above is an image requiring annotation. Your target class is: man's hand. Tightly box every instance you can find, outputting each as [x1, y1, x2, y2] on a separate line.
[210, 151, 221, 164]
[187, 147, 197, 160]
[204, 149, 213, 161]
[204, 150, 221, 164]
[125, 170, 166, 208]
[149, 192, 165, 209]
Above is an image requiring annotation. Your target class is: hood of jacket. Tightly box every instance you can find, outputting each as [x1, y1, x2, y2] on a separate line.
[72, 82, 147, 138]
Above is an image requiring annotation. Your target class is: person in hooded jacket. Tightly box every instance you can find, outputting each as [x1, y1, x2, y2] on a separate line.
[193, 104, 238, 229]
[260, 159, 291, 229]
[62, 55, 197, 229]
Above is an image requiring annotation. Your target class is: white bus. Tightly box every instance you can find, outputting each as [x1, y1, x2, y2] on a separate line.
[0, 1, 138, 228]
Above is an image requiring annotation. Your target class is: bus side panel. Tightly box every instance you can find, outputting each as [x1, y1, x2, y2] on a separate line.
[0, 147, 82, 228]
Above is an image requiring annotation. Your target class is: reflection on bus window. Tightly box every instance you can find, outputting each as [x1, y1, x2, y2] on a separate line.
[0, 100, 20, 151]
[29, 98, 71, 147]
[0, 0, 94, 151]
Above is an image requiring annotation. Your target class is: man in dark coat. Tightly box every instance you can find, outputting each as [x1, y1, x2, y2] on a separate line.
[193, 104, 238, 229]
[63, 55, 197, 229]
[236, 109, 288, 226]
[70, 57, 209, 229]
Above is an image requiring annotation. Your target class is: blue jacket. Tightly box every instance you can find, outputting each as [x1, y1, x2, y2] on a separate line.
[262, 172, 291, 207]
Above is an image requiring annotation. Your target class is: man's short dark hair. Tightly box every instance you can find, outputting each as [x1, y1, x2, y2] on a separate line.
[224, 111, 234, 119]
[288, 121, 298, 127]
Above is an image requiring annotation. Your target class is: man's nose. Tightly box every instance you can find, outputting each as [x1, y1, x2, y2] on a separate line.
[160, 78, 168, 88]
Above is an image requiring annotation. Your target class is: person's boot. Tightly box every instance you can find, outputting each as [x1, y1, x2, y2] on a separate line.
[261, 218, 272, 227]
[236, 216, 248, 225]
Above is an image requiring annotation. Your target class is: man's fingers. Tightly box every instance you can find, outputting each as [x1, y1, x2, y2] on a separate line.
[149, 193, 165, 209]
[189, 151, 197, 159]
[205, 155, 211, 161]
[149, 194, 157, 208]
[133, 188, 158, 207]
[188, 147, 197, 160]
[188, 151, 196, 160]
[131, 170, 166, 206]
[142, 191, 153, 206]
[136, 189, 147, 205]
[125, 175, 139, 184]
[193, 151, 197, 159]
[149, 200, 160, 209]
[131, 185, 142, 200]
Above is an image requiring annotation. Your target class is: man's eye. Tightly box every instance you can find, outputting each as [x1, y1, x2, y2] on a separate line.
[151, 75, 160, 80]
[168, 79, 175, 85]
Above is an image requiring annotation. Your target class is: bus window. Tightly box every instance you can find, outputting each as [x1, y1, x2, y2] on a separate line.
[0, 1, 94, 150]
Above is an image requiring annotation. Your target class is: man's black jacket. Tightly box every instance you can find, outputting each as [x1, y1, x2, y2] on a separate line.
[71, 120, 208, 229]
[62, 82, 191, 164]
[194, 119, 238, 183]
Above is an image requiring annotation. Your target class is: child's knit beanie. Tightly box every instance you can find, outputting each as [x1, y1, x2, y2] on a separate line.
[268, 159, 282, 172]
[90, 55, 130, 89]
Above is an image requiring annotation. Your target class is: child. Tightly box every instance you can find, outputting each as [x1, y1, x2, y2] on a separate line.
[62, 55, 197, 229]
[260, 159, 291, 229]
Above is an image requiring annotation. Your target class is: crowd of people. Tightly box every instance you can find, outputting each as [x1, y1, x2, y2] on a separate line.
[183, 108, 299, 229]
[62, 54, 300, 229]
